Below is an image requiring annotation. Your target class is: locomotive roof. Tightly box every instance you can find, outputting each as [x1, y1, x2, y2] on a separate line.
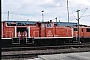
[2, 20, 78, 26]
[54, 22, 77, 26]
[2, 21, 36, 25]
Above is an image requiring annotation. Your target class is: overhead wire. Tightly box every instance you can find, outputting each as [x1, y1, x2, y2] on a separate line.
[79, 8, 88, 19]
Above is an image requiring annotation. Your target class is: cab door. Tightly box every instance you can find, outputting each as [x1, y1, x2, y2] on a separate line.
[40, 23, 46, 37]
[17, 27, 27, 39]
[80, 28, 84, 38]
[12, 26, 28, 44]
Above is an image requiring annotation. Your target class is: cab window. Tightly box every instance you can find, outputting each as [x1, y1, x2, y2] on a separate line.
[82, 29, 83, 32]
[46, 23, 52, 27]
[74, 28, 78, 31]
[86, 28, 90, 32]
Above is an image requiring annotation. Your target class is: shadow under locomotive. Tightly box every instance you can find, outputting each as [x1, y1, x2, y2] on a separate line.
[1, 37, 90, 47]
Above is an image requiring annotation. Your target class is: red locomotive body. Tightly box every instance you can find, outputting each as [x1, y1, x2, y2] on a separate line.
[73, 26, 90, 41]
[1, 21, 90, 45]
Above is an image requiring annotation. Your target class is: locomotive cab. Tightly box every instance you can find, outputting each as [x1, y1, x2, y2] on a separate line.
[39, 20, 54, 37]
[12, 27, 28, 44]
[12, 26, 33, 44]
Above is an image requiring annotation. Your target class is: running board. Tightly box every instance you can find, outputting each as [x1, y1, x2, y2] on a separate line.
[12, 38, 20, 44]
[23, 38, 34, 44]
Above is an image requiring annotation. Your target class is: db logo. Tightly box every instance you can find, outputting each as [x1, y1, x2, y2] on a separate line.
[48, 30, 52, 35]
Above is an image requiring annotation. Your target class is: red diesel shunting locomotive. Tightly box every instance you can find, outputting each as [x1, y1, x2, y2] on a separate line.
[1, 20, 90, 45]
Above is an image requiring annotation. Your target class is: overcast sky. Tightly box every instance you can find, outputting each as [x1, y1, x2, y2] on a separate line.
[1, 0, 90, 25]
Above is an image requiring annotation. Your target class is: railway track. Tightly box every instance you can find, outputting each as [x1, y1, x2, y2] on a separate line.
[2, 42, 90, 51]
[2, 48, 90, 59]
[1, 44, 90, 52]
[1, 43, 90, 60]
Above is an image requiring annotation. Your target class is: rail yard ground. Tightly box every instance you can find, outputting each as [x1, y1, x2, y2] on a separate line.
[36, 52, 90, 60]
[1, 42, 90, 60]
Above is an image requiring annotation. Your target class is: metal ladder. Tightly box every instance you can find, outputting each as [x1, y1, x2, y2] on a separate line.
[12, 31, 20, 44]
[25, 31, 33, 44]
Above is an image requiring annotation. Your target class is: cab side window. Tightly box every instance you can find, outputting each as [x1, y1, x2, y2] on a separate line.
[86, 28, 90, 32]
[46, 23, 52, 27]
[74, 28, 78, 31]
[82, 29, 83, 32]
